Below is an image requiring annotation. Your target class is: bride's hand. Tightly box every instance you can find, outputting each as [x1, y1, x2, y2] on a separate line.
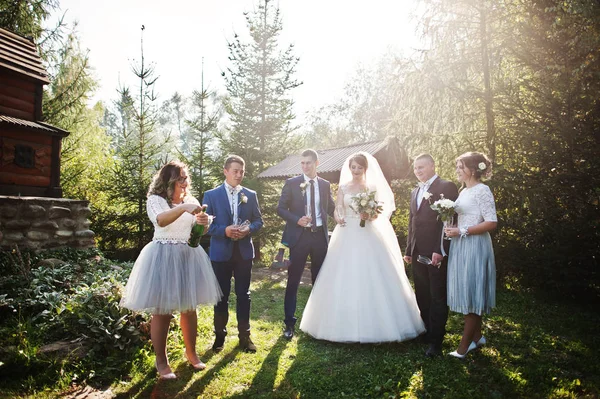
[335, 215, 346, 226]
[360, 212, 370, 220]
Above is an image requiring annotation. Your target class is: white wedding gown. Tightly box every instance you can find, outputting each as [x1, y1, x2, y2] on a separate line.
[300, 192, 425, 343]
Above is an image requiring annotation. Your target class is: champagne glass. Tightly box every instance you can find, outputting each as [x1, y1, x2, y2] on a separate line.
[417, 255, 441, 269]
[304, 204, 312, 228]
[238, 219, 250, 234]
[232, 218, 250, 241]
[443, 219, 454, 240]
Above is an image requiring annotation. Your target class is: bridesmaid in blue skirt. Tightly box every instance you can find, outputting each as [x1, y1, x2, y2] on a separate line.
[120, 161, 222, 379]
[443, 152, 497, 359]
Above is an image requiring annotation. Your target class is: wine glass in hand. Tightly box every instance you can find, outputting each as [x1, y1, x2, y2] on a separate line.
[304, 204, 312, 228]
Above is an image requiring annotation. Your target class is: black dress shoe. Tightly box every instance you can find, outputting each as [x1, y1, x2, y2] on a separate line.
[283, 325, 294, 340]
[212, 335, 225, 352]
[239, 336, 257, 353]
[425, 344, 442, 358]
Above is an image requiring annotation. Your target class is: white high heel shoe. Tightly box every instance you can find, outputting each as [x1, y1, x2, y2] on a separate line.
[448, 341, 477, 359]
[473, 336, 487, 348]
[184, 351, 207, 370]
[155, 360, 177, 380]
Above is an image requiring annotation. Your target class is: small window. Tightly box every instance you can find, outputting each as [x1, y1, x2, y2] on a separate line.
[14, 144, 35, 168]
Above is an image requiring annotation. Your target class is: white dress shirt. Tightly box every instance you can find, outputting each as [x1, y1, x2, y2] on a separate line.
[417, 174, 438, 210]
[224, 181, 243, 223]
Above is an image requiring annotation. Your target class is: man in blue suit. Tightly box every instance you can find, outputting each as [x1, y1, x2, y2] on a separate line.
[204, 155, 263, 353]
[277, 149, 335, 339]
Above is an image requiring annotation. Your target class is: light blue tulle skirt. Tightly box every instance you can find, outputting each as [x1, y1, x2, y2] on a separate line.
[447, 232, 496, 315]
[120, 241, 222, 315]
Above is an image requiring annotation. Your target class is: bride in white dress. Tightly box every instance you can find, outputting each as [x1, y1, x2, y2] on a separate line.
[300, 152, 425, 343]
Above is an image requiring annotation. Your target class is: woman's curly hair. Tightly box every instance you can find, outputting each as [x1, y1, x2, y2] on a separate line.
[147, 161, 192, 206]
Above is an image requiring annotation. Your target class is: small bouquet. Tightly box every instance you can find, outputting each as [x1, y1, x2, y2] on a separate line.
[429, 194, 456, 239]
[349, 189, 384, 227]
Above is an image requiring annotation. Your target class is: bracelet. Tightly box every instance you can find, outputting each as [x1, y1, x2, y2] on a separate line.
[459, 226, 469, 238]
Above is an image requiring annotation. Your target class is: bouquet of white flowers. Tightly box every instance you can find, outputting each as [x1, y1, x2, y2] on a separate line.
[430, 194, 456, 240]
[429, 194, 456, 223]
[349, 188, 384, 227]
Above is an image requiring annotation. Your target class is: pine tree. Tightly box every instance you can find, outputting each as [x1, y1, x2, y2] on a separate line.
[183, 63, 222, 196]
[220, 0, 302, 182]
[102, 26, 166, 253]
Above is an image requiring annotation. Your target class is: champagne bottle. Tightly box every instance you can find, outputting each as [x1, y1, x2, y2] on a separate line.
[188, 205, 208, 248]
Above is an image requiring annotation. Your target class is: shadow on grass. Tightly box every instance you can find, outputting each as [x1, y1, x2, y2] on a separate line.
[225, 335, 289, 398]
[177, 348, 241, 398]
[112, 281, 599, 398]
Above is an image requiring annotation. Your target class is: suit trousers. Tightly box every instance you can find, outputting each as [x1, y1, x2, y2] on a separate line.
[284, 228, 328, 326]
[212, 242, 252, 336]
[412, 250, 449, 347]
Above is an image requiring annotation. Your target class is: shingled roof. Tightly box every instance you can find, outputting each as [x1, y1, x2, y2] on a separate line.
[0, 115, 69, 136]
[257, 137, 409, 181]
[0, 28, 50, 84]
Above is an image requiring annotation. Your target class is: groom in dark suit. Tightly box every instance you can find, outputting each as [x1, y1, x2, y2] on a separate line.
[204, 155, 263, 353]
[277, 149, 335, 339]
[404, 153, 458, 358]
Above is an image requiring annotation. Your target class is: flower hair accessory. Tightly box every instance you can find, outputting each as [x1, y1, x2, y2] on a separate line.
[478, 162, 487, 171]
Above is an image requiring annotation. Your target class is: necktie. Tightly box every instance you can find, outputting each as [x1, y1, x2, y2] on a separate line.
[310, 180, 317, 232]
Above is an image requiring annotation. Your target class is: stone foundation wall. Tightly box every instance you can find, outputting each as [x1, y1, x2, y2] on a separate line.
[0, 196, 95, 250]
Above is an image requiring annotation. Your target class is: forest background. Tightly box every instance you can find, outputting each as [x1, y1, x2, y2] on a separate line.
[1, 0, 599, 301]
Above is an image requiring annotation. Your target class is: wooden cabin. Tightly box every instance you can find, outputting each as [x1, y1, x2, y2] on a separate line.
[0, 27, 70, 198]
[257, 136, 411, 183]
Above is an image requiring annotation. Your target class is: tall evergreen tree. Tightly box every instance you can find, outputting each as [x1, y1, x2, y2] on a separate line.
[101, 26, 166, 253]
[220, 0, 302, 182]
[183, 70, 222, 196]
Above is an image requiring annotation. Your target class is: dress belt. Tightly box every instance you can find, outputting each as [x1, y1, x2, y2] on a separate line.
[304, 226, 324, 232]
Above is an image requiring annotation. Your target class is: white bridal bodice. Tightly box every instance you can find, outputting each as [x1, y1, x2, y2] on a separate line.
[339, 184, 376, 221]
[454, 183, 497, 227]
[146, 195, 199, 243]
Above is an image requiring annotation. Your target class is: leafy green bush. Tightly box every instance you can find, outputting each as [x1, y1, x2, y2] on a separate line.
[0, 247, 150, 392]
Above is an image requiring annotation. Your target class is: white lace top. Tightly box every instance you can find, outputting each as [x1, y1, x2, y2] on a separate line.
[147, 195, 199, 243]
[455, 183, 497, 228]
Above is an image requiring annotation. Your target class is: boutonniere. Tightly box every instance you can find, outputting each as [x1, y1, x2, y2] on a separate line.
[299, 182, 307, 195]
[422, 191, 433, 203]
[239, 192, 248, 205]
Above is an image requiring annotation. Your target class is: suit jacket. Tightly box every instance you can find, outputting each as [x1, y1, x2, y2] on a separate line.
[277, 175, 335, 248]
[406, 176, 459, 258]
[203, 184, 263, 262]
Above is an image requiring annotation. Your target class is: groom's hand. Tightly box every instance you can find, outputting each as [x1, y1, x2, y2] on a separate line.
[403, 256, 412, 264]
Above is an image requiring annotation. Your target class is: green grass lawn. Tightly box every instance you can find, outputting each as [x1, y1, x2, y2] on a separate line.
[99, 274, 599, 399]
